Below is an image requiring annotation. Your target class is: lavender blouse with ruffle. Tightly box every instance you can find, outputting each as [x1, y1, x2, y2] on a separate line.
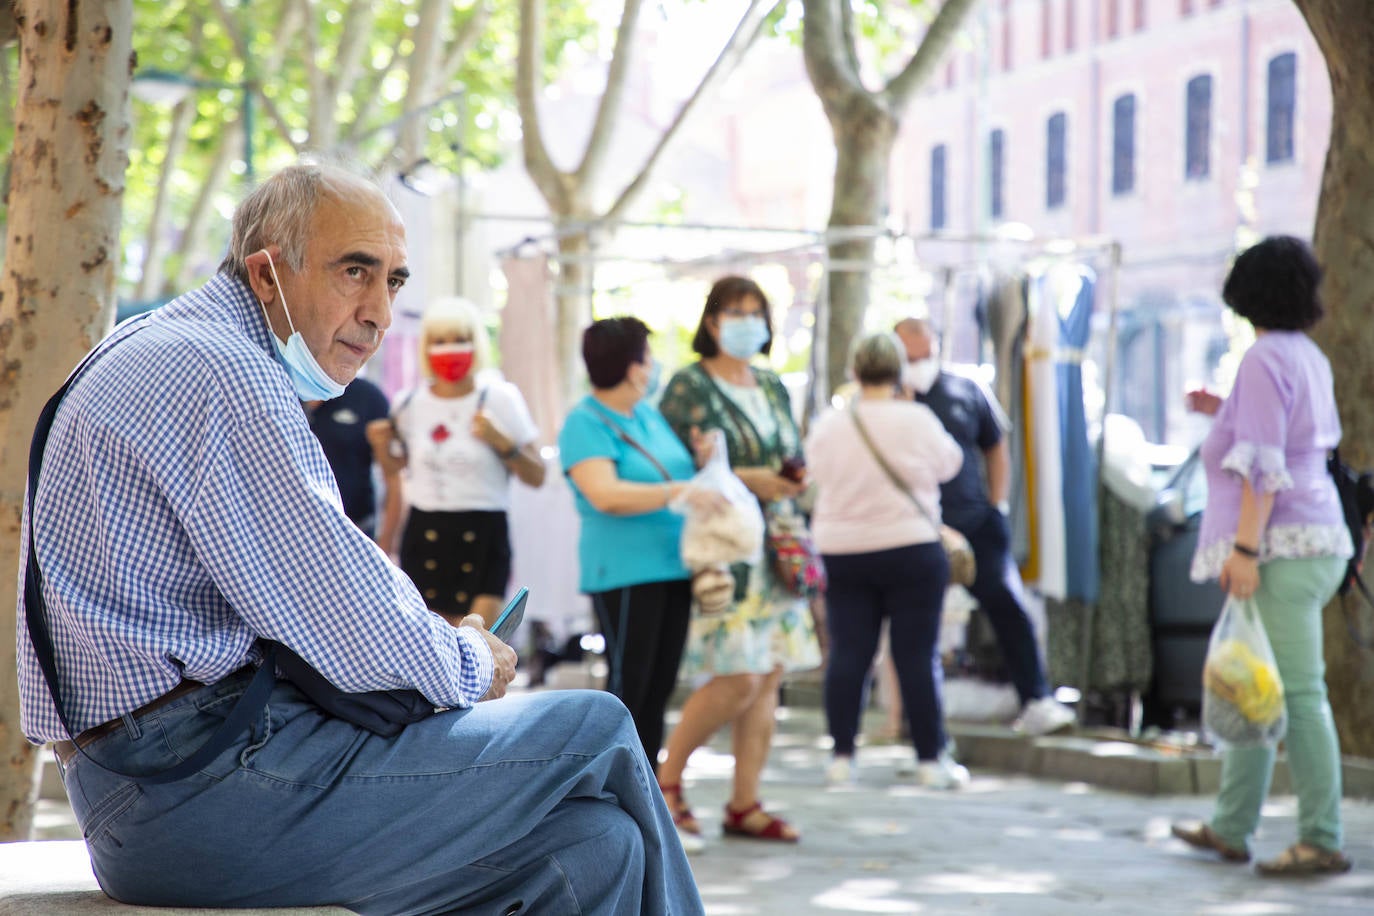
[1190, 331, 1352, 582]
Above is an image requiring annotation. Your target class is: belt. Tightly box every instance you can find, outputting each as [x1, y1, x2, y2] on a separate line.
[53, 678, 208, 767]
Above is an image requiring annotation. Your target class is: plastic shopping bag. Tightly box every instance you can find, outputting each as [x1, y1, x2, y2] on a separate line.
[1201, 596, 1287, 748]
[676, 429, 764, 569]
[675, 429, 764, 615]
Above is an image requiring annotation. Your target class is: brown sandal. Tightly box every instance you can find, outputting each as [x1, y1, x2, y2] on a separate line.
[1256, 843, 1352, 877]
[722, 801, 799, 843]
[1170, 822, 1250, 862]
[658, 783, 701, 836]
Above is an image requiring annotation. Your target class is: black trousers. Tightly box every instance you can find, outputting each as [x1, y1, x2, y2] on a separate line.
[953, 506, 1050, 704]
[590, 578, 693, 771]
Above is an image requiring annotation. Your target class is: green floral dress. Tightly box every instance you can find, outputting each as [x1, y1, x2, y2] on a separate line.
[658, 363, 822, 677]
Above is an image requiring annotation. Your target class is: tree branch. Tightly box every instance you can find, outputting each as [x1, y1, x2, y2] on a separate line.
[327, 2, 375, 108]
[801, 0, 866, 119]
[439, 1, 493, 88]
[573, 0, 645, 185]
[605, 0, 779, 223]
[884, 0, 979, 108]
[398, 0, 449, 161]
[517, 0, 571, 212]
[210, 0, 303, 152]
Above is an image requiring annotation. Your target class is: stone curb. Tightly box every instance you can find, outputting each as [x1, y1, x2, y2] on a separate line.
[949, 722, 1374, 799]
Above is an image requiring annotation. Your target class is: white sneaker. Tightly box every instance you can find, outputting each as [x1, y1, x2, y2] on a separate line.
[1012, 697, 1077, 736]
[895, 754, 917, 778]
[676, 826, 705, 855]
[825, 755, 854, 786]
[915, 752, 970, 790]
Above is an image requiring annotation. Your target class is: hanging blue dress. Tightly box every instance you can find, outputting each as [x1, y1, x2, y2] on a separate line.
[1057, 266, 1099, 603]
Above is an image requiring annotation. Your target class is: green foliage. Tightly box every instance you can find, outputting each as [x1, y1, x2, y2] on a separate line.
[112, 0, 599, 298]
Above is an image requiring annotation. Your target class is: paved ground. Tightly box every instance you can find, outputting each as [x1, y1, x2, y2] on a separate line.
[11, 700, 1374, 914]
[676, 706, 1374, 915]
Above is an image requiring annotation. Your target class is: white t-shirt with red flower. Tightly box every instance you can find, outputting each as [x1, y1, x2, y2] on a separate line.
[393, 381, 539, 512]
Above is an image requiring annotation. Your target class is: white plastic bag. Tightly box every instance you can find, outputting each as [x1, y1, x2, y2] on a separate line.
[676, 429, 764, 570]
[1201, 596, 1287, 748]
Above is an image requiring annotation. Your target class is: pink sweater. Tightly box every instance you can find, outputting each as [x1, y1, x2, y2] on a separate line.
[804, 399, 963, 555]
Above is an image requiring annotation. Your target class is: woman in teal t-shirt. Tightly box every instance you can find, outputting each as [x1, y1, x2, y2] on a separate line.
[559, 317, 705, 783]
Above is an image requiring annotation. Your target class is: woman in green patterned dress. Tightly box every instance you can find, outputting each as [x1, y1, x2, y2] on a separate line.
[655, 276, 822, 844]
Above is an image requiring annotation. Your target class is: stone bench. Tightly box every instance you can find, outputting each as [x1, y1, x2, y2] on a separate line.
[0, 841, 347, 915]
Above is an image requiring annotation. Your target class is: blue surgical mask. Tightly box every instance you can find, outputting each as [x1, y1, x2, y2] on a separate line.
[257, 249, 346, 402]
[644, 360, 662, 399]
[718, 315, 769, 359]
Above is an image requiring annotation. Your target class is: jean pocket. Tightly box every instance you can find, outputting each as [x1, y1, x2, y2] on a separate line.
[82, 780, 142, 850]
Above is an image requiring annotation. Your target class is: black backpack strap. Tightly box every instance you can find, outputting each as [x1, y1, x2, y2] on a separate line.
[24, 347, 276, 784]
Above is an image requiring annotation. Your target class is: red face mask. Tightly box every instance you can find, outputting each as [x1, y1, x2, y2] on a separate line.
[428, 343, 474, 383]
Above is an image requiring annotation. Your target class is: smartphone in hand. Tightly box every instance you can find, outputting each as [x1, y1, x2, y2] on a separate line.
[490, 587, 530, 643]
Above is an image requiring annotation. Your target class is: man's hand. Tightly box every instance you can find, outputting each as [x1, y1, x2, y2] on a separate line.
[459, 613, 517, 701]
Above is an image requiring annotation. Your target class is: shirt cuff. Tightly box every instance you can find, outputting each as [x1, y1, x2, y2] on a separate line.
[453, 625, 495, 706]
[1220, 441, 1293, 495]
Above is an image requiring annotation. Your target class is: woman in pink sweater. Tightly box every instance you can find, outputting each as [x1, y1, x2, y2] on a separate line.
[805, 332, 965, 788]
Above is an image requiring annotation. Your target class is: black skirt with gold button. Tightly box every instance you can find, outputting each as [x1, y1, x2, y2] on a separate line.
[399, 508, 511, 618]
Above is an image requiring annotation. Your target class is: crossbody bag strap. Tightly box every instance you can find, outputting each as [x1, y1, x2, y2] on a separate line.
[847, 404, 940, 531]
[24, 338, 277, 784]
[585, 402, 673, 482]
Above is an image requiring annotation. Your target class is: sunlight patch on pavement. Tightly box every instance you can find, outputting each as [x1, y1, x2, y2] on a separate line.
[812, 878, 924, 912]
[908, 868, 1058, 896]
[1195, 903, 1302, 915]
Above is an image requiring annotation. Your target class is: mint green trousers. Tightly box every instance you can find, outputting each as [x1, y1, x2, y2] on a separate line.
[1211, 555, 1347, 853]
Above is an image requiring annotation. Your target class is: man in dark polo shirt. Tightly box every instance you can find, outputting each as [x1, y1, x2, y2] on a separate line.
[894, 318, 1076, 736]
[307, 376, 391, 539]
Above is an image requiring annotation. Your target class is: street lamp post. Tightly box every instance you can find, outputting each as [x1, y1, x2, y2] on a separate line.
[131, 68, 255, 180]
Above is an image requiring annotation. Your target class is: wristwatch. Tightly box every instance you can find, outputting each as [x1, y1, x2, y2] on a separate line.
[500, 444, 520, 461]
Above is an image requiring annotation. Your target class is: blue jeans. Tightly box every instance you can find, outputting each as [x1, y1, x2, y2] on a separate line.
[58, 673, 703, 915]
[822, 542, 949, 760]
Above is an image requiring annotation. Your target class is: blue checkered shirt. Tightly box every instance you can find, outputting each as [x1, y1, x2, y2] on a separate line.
[18, 273, 493, 743]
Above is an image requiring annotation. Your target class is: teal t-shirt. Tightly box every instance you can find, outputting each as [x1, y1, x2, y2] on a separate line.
[559, 396, 696, 592]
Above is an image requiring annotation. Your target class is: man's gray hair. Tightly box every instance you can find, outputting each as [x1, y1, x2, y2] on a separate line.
[219, 158, 386, 284]
[851, 331, 904, 386]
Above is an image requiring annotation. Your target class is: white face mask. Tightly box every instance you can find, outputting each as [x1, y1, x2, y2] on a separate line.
[902, 358, 940, 394]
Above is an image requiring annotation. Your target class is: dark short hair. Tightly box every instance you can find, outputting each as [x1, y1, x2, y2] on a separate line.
[1222, 235, 1324, 331]
[691, 275, 773, 358]
[582, 316, 651, 389]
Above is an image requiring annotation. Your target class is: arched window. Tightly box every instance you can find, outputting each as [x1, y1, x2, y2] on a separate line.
[1112, 94, 1136, 195]
[989, 129, 1006, 219]
[930, 144, 947, 230]
[1185, 74, 1212, 179]
[1046, 112, 1068, 209]
[1266, 52, 1296, 164]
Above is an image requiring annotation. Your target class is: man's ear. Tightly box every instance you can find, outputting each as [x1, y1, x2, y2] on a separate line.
[243, 247, 280, 304]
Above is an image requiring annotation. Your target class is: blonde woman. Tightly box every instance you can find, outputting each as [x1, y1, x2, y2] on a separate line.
[367, 297, 545, 626]
[806, 332, 966, 787]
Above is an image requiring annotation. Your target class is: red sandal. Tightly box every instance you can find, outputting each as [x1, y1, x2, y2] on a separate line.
[658, 783, 701, 836]
[722, 801, 800, 843]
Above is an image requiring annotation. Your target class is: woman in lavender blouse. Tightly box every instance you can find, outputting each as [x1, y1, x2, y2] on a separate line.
[1171, 236, 1353, 876]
